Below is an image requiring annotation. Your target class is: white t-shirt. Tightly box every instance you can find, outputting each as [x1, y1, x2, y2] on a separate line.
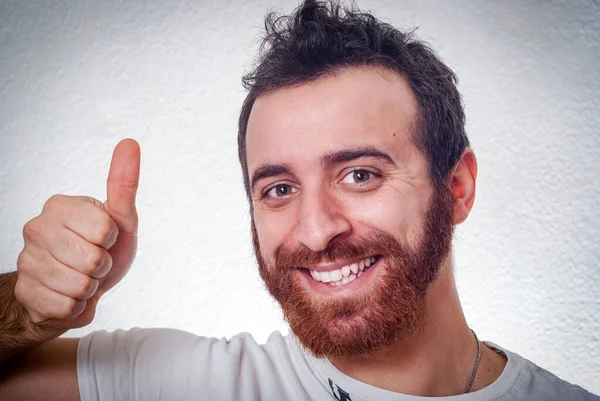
[77, 328, 599, 401]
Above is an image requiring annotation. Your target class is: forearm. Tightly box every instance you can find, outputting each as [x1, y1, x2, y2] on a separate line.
[0, 272, 63, 367]
[0, 273, 80, 400]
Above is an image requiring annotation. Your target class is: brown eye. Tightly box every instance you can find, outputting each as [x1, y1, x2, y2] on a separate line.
[275, 185, 291, 196]
[342, 169, 372, 184]
[353, 170, 370, 183]
[264, 184, 297, 199]
[340, 168, 381, 188]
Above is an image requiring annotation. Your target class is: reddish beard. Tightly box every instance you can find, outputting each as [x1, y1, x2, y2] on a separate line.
[252, 186, 455, 358]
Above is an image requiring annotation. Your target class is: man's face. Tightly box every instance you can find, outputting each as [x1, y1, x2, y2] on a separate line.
[245, 67, 455, 358]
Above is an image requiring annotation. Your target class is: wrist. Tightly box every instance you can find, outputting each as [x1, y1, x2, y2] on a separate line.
[0, 273, 65, 366]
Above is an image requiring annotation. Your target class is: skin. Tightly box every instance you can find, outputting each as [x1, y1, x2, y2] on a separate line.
[246, 66, 507, 396]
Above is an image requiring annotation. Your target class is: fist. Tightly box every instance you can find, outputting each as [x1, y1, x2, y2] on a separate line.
[15, 139, 141, 330]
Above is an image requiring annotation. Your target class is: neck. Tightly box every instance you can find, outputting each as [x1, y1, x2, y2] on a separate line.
[328, 257, 506, 396]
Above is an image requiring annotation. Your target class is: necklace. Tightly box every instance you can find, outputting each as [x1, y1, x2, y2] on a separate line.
[464, 329, 481, 393]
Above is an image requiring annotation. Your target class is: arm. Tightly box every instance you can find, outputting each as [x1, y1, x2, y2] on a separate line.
[0, 337, 80, 401]
[0, 139, 141, 399]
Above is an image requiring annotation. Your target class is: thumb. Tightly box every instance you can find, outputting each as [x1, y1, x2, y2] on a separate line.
[104, 138, 140, 234]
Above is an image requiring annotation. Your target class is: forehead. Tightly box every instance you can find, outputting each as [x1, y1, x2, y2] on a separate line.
[246, 66, 420, 175]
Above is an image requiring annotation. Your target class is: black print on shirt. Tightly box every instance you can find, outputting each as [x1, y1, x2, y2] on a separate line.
[328, 378, 352, 401]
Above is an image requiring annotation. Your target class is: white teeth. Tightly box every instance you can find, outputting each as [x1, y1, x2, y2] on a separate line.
[309, 256, 377, 285]
[329, 269, 342, 282]
[348, 263, 357, 275]
[328, 273, 356, 287]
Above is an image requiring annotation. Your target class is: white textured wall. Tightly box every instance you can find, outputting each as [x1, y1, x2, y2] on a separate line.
[1, 0, 598, 394]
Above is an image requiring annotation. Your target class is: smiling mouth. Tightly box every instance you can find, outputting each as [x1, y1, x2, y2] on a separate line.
[304, 255, 380, 287]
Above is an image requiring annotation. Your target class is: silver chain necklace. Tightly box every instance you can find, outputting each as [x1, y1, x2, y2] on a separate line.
[464, 329, 481, 393]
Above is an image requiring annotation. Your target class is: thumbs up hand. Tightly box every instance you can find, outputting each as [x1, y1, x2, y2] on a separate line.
[14, 139, 141, 332]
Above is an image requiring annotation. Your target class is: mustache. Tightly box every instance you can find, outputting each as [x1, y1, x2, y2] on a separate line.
[274, 231, 409, 270]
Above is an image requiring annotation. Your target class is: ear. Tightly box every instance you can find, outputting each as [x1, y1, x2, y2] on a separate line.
[449, 148, 478, 225]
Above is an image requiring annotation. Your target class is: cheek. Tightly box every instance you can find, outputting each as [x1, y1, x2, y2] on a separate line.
[341, 187, 430, 244]
[253, 209, 296, 263]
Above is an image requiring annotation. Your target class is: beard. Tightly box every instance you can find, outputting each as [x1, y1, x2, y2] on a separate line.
[252, 186, 455, 358]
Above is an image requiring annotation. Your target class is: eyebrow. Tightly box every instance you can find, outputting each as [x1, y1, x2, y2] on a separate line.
[250, 164, 293, 193]
[320, 145, 396, 168]
[249, 145, 396, 193]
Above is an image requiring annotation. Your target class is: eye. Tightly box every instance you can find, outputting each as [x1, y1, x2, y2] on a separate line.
[341, 169, 374, 184]
[263, 184, 297, 199]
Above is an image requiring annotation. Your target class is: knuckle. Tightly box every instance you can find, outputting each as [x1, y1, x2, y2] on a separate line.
[43, 194, 67, 212]
[61, 298, 84, 319]
[13, 278, 30, 306]
[96, 219, 117, 245]
[77, 196, 102, 208]
[85, 248, 106, 274]
[74, 276, 98, 299]
[16, 251, 33, 273]
[103, 253, 113, 271]
[94, 252, 113, 278]
[22, 220, 43, 242]
[52, 297, 81, 320]
[27, 310, 45, 324]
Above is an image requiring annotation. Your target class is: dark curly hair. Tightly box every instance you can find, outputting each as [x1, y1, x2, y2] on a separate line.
[238, 0, 469, 205]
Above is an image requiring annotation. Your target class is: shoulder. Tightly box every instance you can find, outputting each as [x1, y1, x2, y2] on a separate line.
[77, 328, 309, 401]
[488, 343, 600, 401]
[520, 357, 599, 400]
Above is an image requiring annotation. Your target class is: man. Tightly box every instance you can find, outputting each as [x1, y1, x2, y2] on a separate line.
[0, 1, 598, 400]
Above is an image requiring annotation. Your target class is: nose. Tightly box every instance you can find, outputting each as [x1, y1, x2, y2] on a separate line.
[293, 188, 351, 252]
